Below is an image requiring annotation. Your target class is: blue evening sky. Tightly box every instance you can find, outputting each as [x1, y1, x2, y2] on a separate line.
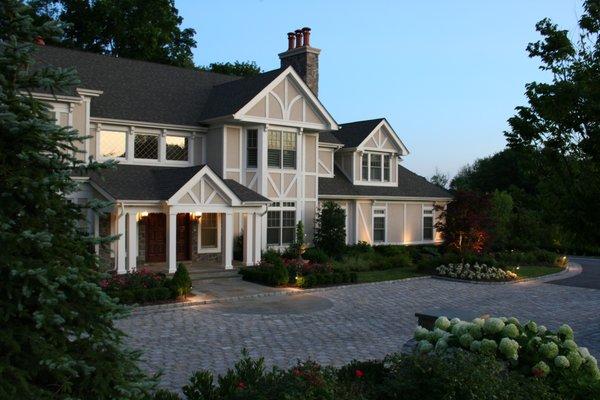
[176, 0, 582, 179]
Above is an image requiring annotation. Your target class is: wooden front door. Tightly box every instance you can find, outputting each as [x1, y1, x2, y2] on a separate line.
[146, 213, 166, 262]
[176, 213, 191, 261]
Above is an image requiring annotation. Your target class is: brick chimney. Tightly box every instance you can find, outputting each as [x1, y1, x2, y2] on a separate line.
[278, 27, 321, 96]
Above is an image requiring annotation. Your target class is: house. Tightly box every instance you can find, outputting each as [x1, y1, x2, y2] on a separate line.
[33, 27, 451, 274]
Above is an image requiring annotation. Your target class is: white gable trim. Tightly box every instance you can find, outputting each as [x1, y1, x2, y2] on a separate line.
[357, 119, 409, 155]
[234, 66, 338, 131]
[167, 165, 242, 206]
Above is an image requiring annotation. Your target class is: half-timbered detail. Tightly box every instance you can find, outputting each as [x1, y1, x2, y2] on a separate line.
[35, 27, 450, 275]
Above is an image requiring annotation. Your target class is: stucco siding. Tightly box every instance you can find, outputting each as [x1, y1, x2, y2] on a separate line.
[225, 126, 241, 170]
[388, 203, 405, 243]
[405, 204, 422, 243]
[356, 202, 372, 243]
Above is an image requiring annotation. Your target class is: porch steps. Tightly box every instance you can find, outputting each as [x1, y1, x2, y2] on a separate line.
[187, 267, 240, 281]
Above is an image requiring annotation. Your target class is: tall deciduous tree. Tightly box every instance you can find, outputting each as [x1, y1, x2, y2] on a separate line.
[199, 61, 262, 77]
[505, 0, 600, 246]
[0, 1, 153, 397]
[29, 0, 197, 67]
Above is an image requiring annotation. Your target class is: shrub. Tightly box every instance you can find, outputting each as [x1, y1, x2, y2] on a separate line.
[414, 316, 600, 397]
[332, 255, 372, 272]
[170, 263, 192, 298]
[436, 263, 517, 281]
[348, 241, 374, 255]
[262, 249, 282, 265]
[303, 247, 329, 263]
[240, 256, 289, 287]
[369, 252, 413, 270]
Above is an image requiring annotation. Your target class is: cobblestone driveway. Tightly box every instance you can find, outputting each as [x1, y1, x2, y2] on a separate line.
[117, 262, 600, 391]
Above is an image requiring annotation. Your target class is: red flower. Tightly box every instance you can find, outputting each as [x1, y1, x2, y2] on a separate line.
[237, 381, 246, 390]
[355, 369, 364, 378]
[532, 368, 544, 378]
[292, 368, 303, 377]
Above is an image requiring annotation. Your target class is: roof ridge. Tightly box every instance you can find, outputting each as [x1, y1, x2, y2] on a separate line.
[36, 45, 242, 81]
[339, 117, 385, 126]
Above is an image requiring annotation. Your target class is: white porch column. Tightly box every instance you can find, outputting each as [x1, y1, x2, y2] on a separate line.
[243, 213, 254, 266]
[127, 212, 138, 272]
[253, 212, 262, 264]
[224, 211, 233, 269]
[116, 211, 126, 274]
[167, 212, 177, 273]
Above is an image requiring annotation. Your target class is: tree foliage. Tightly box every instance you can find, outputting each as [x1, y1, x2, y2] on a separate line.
[0, 1, 153, 397]
[504, 0, 600, 247]
[199, 61, 262, 77]
[435, 191, 493, 255]
[314, 201, 346, 257]
[429, 168, 449, 189]
[29, 0, 197, 67]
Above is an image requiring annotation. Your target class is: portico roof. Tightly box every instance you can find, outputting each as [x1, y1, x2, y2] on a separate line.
[88, 164, 270, 203]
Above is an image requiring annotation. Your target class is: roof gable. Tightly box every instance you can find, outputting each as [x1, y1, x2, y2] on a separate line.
[334, 118, 409, 155]
[233, 67, 338, 130]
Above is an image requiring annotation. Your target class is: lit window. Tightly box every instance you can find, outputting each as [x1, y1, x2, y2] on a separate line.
[99, 130, 126, 158]
[166, 136, 188, 161]
[247, 129, 258, 168]
[373, 209, 386, 242]
[201, 213, 218, 248]
[134, 134, 158, 159]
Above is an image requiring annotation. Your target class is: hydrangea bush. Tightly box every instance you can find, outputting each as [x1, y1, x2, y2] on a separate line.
[414, 316, 600, 387]
[436, 263, 518, 281]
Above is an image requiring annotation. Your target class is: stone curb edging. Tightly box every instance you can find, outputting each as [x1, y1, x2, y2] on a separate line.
[431, 262, 580, 285]
[130, 275, 432, 315]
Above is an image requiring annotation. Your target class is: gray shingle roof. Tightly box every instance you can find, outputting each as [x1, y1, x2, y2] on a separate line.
[33, 46, 283, 126]
[318, 131, 342, 145]
[89, 164, 269, 202]
[331, 118, 384, 148]
[319, 166, 451, 199]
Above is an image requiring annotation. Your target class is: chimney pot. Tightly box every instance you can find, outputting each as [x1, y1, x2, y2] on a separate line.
[287, 32, 295, 50]
[295, 29, 303, 48]
[301, 27, 311, 47]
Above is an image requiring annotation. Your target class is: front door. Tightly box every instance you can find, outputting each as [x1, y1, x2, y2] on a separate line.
[176, 213, 191, 261]
[146, 213, 166, 262]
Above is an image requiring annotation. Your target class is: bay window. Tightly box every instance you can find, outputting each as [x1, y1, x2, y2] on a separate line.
[99, 130, 126, 158]
[165, 135, 188, 161]
[134, 133, 159, 160]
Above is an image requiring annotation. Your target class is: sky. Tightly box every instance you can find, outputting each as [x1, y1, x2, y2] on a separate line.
[176, 0, 583, 179]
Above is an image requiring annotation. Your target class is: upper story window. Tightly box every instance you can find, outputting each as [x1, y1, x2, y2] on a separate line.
[362, 152, 392, 182]
[99, 130, 126, 159]
[134, 133, 159, 160]
[166, 135, 188, 161]
[247, 129, 258, 168]
[268, 130, 296, 169]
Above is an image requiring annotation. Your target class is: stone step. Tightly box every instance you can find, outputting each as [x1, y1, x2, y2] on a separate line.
[188, 269, 240, 281]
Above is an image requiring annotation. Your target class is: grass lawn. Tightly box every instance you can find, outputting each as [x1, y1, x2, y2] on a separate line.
[513, 265, 564, 279]
[356, 267, 425, 283]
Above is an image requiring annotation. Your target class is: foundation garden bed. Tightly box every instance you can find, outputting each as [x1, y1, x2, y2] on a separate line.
[100, 263, 192, 305]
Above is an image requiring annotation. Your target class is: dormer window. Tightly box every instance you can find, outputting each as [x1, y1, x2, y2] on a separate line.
[361, 152, 392, 182]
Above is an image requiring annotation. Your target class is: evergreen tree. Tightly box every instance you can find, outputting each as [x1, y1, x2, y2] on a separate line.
[0, 1, 153, 398]
[314, 201, 346, 257]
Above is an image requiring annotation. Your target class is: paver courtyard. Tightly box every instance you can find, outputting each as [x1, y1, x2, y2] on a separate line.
[117, 260, 600, 391]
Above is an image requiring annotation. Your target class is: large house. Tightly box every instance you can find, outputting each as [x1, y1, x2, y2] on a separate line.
[34, 28, 451, 274]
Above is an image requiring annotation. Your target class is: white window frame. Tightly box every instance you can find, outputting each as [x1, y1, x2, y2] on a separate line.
[372, 207, 387, 243]
[97, 127, 129, 161]
[267, 129, 297, 170]
[266, 202, 296, 246]
[361, 152, 393, 183]
[198, 213, 221, 253]
[422, 205, 435, 242]
[245, 127, 259, 169]
[164, 133, 191, 163]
